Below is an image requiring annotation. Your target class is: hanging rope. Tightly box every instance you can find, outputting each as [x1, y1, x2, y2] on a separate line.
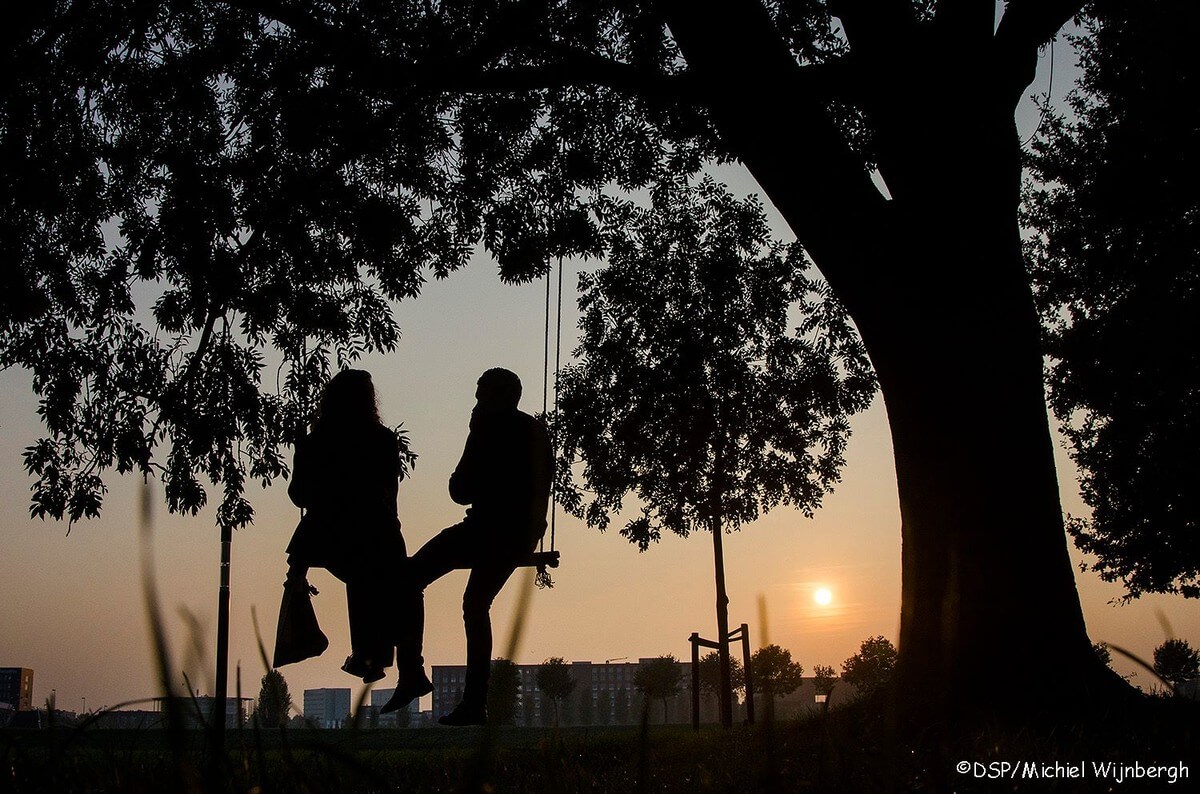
[535, 251, 566, 590]
[551, 251, 564, 553]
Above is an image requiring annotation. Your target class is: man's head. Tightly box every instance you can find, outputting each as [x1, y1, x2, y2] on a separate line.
[475, 368, 522, 412]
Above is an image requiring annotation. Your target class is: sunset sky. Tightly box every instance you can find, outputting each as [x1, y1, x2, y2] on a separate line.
[1, 35, 1196, 718]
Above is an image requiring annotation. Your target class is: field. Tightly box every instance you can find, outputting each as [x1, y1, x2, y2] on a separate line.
[3, 696, 1196, 792]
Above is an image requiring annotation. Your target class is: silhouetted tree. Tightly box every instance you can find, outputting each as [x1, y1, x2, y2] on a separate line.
[2, 0, 1124, 716]
[487, 658, 521, 726]
[536, 657, 576, 727]
[1152, 639, 1200, 690]
[253, 669, 291, 728]
[841, 636, 898, 698]
[698, 651, 744, 722]
[556, 178, 872, 726]
[1092, 642, 1113, 669]
[750, 644, 803, 718]
[1024, 0, 1200, 602]
[634, 656, 683, 724]
[812, 664, 838, 715]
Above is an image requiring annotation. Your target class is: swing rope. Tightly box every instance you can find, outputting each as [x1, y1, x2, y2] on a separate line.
[534, 251, 565, 588]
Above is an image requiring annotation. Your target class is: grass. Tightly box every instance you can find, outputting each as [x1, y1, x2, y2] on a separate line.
[3, 694, 1196, 793]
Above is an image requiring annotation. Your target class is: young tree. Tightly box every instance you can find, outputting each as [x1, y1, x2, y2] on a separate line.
[1151, 640, 1200, 690]
[698, 651, 745, 722]
[634, 656, 684, 724]
[3, 0, 1130, 718]
[253, 669, 291, 728]
[750, 644, 803, 718]
[841, 636, 898, 698]
[487, 658, 521, 726]
[1024, 0, 1200, 601]
[535, 657, 577, 727]
[811, 664, 838, 715]
[556, 179, 872, 727]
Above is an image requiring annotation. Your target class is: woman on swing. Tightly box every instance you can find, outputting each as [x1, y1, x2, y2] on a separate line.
[285, 369, 430, 703]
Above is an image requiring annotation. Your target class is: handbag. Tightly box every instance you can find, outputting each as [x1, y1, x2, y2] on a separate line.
[272, 576, 329, 667]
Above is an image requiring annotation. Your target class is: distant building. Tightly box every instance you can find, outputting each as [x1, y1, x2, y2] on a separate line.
[0, 668, 34, 711]
[432, 658, 694, 726]
[152, 695, 252, 729]
[303, 688, 351, 728]
[773, 676, 858, 718]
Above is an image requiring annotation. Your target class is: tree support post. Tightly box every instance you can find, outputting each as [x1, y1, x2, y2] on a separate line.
[688, 632, 721, 731]
[690, 633, 701, 732]
[212, 522, 233, 751]
[729, 623, 754, 725]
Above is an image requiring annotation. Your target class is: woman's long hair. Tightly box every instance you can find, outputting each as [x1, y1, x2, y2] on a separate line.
[312, 369, 382, 431]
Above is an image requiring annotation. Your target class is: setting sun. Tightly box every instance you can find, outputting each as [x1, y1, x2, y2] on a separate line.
[814, 587, 833, 606]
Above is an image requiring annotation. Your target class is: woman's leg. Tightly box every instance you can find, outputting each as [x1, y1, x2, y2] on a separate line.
[346, 577, 393, 678]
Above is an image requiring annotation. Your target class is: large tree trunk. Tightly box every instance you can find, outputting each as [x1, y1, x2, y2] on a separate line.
[869, 187, 1099, 716]
[664, 0, 1120, 719]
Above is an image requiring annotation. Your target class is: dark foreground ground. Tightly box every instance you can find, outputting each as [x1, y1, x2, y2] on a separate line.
[2, 699, 1196, 792]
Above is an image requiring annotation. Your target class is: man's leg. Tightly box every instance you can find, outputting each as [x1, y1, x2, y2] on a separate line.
[459, 564, 518, 711]
[399, 522, 479, 668]
[381, 523, 478, 714]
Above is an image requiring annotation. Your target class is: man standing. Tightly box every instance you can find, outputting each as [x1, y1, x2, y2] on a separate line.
[382, 368, 552, 724]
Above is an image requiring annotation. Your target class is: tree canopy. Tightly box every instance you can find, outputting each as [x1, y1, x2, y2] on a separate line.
[1151, 639, 1199, 690]
[252, 669, 291, 728]
[811, 664, 837, 698]
[840, 635, 896, 697]
[487, 658, 521, 725]
[634, 655, 683, 722]
[535, 656, 576, 725]
[2, 0, 721, 528]
[750, 643, 804, 698]
[554, 176, 873, 547]
[1025, 0, 1200, 600]
[698, 650, 745, 699]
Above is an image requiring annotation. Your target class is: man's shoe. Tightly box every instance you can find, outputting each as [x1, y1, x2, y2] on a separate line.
[379, 669, 434, 714]
[437, 703, 487, 726]
[341, 655, 386, 684]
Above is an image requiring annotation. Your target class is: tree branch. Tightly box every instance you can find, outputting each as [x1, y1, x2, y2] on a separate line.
[993, 0, 1085, 102]
[660, 0, 890, 324]
[427, 50, 701, 99]
[220, 0, 341, 46]
[933, 0, 996, 46]
[827, 0, 916, 57]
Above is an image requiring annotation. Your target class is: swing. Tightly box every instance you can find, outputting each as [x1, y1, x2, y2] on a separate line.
[517, 250, 565, 582]
[449, 251, 565, 583]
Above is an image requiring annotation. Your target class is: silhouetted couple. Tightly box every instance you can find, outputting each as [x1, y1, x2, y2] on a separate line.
[285, 367, 551, 726]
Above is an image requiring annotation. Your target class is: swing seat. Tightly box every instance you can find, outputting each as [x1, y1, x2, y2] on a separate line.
[525, 550, 560, 569]
[449, 550, 560, 570]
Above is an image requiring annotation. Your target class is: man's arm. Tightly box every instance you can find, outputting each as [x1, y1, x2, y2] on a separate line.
[448, 413, 485, 505]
